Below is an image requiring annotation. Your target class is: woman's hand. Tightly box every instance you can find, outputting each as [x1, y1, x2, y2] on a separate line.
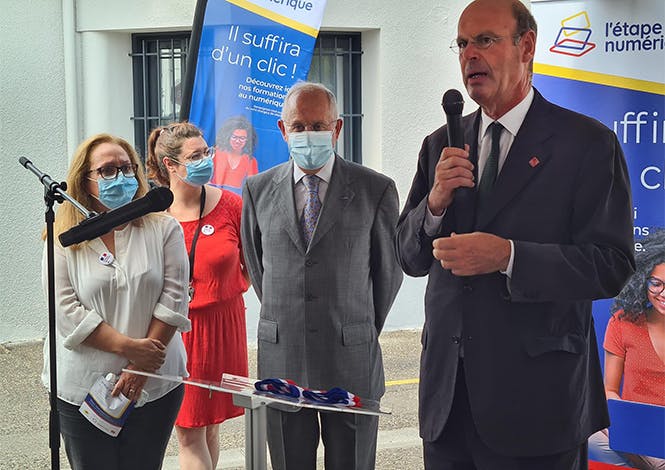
[84, 323, 166, 372]
[123, 337, 166, 372]
[112, 363, 148, 401]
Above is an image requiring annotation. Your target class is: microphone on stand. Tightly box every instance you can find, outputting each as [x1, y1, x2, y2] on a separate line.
[59, 187, 174, 247]
[441, 89, 465, 149]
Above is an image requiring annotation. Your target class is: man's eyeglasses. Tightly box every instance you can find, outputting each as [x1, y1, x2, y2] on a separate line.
[285, 120, 338, 133]
[450, 33, 523, 54]
[88, 164, 138, 180]
[172, 146, 215, 164]
[647, 276, 665, 296]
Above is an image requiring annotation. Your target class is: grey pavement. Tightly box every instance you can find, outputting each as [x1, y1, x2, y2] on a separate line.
[0, 329, 424, 470]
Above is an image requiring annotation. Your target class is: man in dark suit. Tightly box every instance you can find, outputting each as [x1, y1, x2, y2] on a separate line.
[395, 1, 635, 468]
[241, 81, 403, 470]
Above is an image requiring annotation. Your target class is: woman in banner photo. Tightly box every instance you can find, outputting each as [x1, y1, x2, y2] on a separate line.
[211, 115, 258, 195]
[42, 133, 190, 470]
[146, 122, 249, 470]
[588, 230, 665, 469]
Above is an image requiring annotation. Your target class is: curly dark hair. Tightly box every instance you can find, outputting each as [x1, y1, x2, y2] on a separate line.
[612, 229, 665, 322]
[215, 115, 257, 154]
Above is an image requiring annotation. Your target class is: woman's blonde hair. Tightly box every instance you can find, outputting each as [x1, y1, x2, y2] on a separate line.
[145, 122, 203, 187]
[45, 133, 150, 248]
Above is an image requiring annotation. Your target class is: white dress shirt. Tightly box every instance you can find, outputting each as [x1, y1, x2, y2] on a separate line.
[293, 154, 335, 216]
[42, 213, 191, 405]
[476, 87, 534, 183]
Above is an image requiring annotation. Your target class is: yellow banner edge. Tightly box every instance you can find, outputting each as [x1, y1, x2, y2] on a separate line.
[226, 0, 320, 38]
[534, 63, 665, 96]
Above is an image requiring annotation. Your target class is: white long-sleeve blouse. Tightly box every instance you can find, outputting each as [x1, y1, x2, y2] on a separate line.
[41, 213, 191, 405]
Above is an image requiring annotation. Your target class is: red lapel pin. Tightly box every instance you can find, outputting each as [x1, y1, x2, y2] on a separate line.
[529, 157, 540, 168]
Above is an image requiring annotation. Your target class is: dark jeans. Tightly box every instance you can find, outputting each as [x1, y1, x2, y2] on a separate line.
[58, 384, 184, 470]
[423, 362, 588, 470]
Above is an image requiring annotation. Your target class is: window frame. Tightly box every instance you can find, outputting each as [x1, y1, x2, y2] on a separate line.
[308, 32, 363, 163]
[131, 30, 362, 164]
[130, 32, 191, 160]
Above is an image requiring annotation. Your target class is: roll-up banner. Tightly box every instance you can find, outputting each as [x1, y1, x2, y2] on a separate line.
[531, 0, 665, 363]
[180, 0, 327, 194]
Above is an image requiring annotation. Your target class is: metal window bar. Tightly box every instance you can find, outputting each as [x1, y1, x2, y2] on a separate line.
[130, 33, 189, 160]
[308, 33, 362, 163]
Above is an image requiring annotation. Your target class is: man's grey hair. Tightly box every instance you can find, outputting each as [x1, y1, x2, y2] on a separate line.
[280, 81, 339, 122]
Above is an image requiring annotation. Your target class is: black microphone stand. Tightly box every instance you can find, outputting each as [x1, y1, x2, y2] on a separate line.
[19, 157, 97, 470]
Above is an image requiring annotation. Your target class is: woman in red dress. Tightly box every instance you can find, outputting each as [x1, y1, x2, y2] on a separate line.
[146, 122, 249, 470]
[211, 115, 258, 195]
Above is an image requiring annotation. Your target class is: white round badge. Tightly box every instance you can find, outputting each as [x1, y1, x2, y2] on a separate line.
[201, 224, 215, 236]
[99, 252, 115, 265]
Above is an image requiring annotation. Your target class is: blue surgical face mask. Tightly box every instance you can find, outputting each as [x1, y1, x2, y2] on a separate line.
[288, 131, 333, 170]
[179, 156, 213, 186]
[96, 174, 139, 210]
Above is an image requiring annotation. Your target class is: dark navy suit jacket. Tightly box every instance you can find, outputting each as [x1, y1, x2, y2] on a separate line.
[396, 89, 635, 457]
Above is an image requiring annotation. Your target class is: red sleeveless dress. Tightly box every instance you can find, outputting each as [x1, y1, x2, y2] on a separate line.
[175, 190, 249, 427]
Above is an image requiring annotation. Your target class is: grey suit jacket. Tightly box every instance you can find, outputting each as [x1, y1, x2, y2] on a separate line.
[242, 155, 403, 400]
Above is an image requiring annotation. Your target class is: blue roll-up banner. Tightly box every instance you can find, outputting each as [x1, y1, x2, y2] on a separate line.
[531, 1, 665, 366]
[182, 0, 327, 194]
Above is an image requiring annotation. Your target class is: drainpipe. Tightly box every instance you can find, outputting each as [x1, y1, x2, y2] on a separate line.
[62, 0, 80, 159]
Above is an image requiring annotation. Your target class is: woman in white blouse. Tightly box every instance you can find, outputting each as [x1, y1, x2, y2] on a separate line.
[42, 133, 191, 469]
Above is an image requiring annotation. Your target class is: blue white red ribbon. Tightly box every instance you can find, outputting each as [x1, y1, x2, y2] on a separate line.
[255, 378, 361, 407]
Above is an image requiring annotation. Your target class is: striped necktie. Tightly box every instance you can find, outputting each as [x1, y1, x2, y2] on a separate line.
[301, 174, 322, 246]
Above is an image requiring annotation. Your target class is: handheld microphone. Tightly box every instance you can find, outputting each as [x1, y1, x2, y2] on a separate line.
[59, 187, 174, 247]
[442, 89, 465, 149]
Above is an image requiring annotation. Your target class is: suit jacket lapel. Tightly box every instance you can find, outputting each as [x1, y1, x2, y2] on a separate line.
[272, 161, 307, 255]
[308, 155, 354, 251]
[474, 91, 554, 229]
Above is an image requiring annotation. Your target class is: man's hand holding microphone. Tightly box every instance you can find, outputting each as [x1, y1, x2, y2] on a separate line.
[431, 89, 510, 276]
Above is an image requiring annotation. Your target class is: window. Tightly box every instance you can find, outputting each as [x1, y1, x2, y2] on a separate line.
[130, 33, 190, 160]
[308, 33, 363, 163]
[131, 31, 362, 163]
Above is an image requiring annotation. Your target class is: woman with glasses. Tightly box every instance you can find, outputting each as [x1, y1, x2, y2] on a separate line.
[588, 230, 665, 469]
[42, 133, 191, 469]
[211, 115, 258, 195]
[146, 122, 249, 470]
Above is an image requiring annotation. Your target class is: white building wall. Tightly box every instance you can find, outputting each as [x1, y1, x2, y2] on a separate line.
[323, 1, 465, 192]
[2, 0, 68, 343]
[1, 0, 529, 343]
[79, 32, 134, 139]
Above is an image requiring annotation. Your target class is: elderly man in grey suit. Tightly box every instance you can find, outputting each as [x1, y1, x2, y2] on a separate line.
[241, 81, 403, 470]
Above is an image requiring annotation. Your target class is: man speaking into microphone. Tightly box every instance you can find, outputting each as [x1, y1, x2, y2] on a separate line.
[396, 1, 635, 468]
